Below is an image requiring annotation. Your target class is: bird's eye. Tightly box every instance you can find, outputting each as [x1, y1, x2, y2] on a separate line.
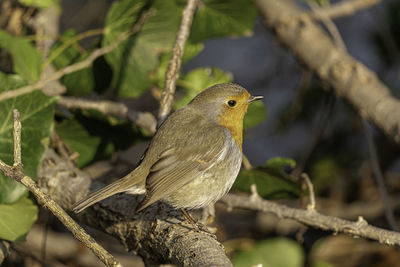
[227, 100, 236, 107]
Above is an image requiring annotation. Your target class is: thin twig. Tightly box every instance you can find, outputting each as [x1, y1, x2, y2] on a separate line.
[0, 10, 153, 103]
[42, 28, 105, 69]
[13, 110, 22, 167]
[301, 173, 316, 211]
[0, 109, 122, 267]
[57, 96, 157, 134]
[310, 0, 382, 20]
[242, 154, 253, 170]
[308, 2, 347, 52]
[158, 0, 197, 123]
[363, 121, 399, 231]
[221, 193, 400, 246]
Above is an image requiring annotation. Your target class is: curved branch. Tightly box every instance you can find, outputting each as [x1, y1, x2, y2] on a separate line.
[255, 0, 400, 144]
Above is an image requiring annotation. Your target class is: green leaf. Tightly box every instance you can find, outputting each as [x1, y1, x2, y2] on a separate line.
[0, 197, 38, 241]
[0, 72, 28, 92]
[51, 30, 95, 96]
[19, 0, 61, 9]
[232, 238, 305, 267]
[103, 0, 184, 98]
[232, 167, 301, 198]
[0, 30, 42, 82]
[181, 41, 204, 63]
[190, 0, 257, 43]
[244, 100, 267, 130]
[55, 118, 114, 168]
[56, 112, 145, 168]
[0, 75, 56, 203]
[153, 41, 204, 88]
[175, 67, 232, 108]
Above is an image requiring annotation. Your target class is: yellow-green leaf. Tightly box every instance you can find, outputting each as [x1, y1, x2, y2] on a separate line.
[0, 197, 38, 241]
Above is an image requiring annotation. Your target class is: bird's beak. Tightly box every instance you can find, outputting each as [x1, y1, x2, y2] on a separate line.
[247, 95, 264, 103]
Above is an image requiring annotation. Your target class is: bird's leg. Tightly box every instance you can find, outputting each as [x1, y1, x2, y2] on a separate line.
[181, 208, 197, 224]
[180, 208, 214, 235]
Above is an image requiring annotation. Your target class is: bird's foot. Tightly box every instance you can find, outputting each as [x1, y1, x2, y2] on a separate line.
[180, 209, 217, 237]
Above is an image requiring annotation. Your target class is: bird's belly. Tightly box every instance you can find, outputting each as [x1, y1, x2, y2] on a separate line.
[163, 145, 242, 209]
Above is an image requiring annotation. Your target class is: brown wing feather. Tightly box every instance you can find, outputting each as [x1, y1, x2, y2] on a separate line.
[136, 115, 227, 211]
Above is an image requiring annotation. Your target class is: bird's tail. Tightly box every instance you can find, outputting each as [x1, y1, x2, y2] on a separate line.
[72, 167, 146, 213]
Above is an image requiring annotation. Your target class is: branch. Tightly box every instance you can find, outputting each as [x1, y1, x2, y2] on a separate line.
[0, 241, 10, 265]
[221, 194, 400, 246]
[310, 0, 382, 20]
[301, 173, 316, 211]
[255, 0, 400, 144]
[0, 110, 122, 267]
[57, 96, 157, 134]
[0, 10, 153, 103]
[38, 149, 232, 266]
[158, 0, 197, 123]
[308, 1, 347, 51]
[32, 5, 66, 96]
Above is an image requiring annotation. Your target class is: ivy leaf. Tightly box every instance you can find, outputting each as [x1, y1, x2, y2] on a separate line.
[0, 197, 38, 242]
[0, 30, 42, 82]
[0, 74, 56, 203]
[56, 112, 145, 168]
[103, 0, 183, 98]
[190, 0, 257, 43]
[232, 238, 305, 267]
[55, 118, 114, 168]
[51, 29, 95, 96]
[175, 67, 232, 108]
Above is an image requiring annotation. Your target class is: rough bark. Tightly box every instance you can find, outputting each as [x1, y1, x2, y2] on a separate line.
[38, 149, 232, 267]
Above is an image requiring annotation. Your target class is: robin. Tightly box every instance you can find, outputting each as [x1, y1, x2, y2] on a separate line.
[72, 83, 263, 215]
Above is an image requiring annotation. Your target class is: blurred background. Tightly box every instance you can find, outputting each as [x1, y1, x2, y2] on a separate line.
[1, 0, 400, 266]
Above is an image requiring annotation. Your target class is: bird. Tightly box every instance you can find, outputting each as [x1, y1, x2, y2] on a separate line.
[72, 83, 263, 215]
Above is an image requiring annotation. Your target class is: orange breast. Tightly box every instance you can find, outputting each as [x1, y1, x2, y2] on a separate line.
[218, 107, 246, 151]
[216, 91, 250, 151]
